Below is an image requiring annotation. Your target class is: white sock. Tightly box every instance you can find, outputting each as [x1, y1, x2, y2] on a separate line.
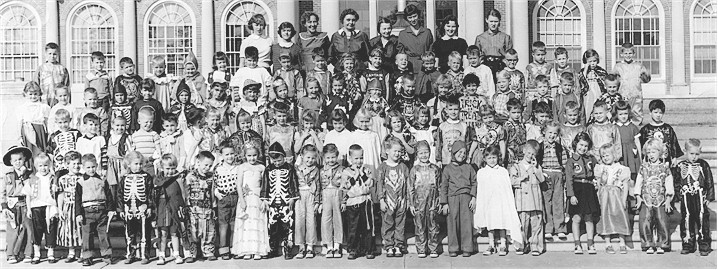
[68, 249, 76, 257]
[33, 245, 41, 258]
[47, 248, 54, 257]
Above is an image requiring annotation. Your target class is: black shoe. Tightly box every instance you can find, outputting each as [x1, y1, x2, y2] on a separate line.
[222, 254, 232, 260]
[208, 256, 217, 261]
[366, 254, 375, 259]
[700, 251, 711, 256]
[185, 257, 195, 263]
[680, 249, 692, 254]
[82, 259, 93, 267]
[449, 252, 458, 257]
[348, 253, 357, 260]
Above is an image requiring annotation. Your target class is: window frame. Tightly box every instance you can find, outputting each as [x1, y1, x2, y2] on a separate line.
[220, 0, 274, 75]
[610, 0, 666, 81]
[143, 0, 197, 76]
[65, 1, 119, 85]
[689, 0, 717, 80]
[531, 0, 587, 72]
[0, 1, 42, 82]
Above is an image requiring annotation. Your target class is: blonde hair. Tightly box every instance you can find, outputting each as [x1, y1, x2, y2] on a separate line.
[352, 108, 373, 129]
[161, 153, 178, 167]
[642, 138, 667, 161]
[33, 153, 52, 167]
[123, 151, 146, 167]
[598, 143, 618, 163]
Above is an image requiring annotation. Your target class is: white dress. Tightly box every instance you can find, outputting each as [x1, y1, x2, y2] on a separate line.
[231, 163, 270, 256]
[474, 165, 523, 244]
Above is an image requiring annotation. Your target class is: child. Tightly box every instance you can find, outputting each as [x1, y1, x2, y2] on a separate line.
[503, 98, 527, 166]
[294, 145, 322, 259]
[674, 139, 714, 256]
[147, 56, 178, 111]
[306, 47, 333, 97]
[131, 78, 165, 133]
[350, 108, 384, 172]
[427, 74, 452, 126]
[322, 75, 350, 128]
[560, 101, 586, 154]
[510, 141, 546, 256]
[597, 74, 625, 120]
[536, 121, 568, 239]
[524, 75, 553, 121]
[409, 106, 438, 165]
[633, 138, 674, 254]
[55, 151, 83, 262]
[130, 108, 160, 175]
[109, 84, 133, 131]
[407, 141, 441, 258]
[639, 99, 683, 166]
[549, 47, 578, 97]
[267, 78, 298, 125]
[48, 85, 76, 134]
[415, 52, 441, 103]
[503, 49, 526, 102]
[578, 49, 608, 119]
[75, 154, 115, 266]
[232, 146, 270, 260]
[323, 109, 353, 163]
[341, 144, 376, 260]
[525, 102, 551, 143]
[23, 153, 58, 264]
[614, 101, 642, 182]
[230, 46, 272, 102]
[389, 74, 423, 126]
[76, 87, 109, 136]
[34, 42, 70, 106]
[200, 109, 231, 163]
[319, 144, 344, 258]
[185, 151, 218, 261]
[207, 52, 232, 86]
[85, 51, 112, 112]
[271, 22, 302, 73]
[47, 109, 81, 171]
[439, 140, 476, 257]
[155, 115, 187, 171]
[525, 41, 553, 100]
[261, 142, 300, 259]
[436, 94, 475, 166]
[117, 151, 153, 264]
[445, 51, 465, 94]
[464, 45, 495, 99]
[76, 113, 106, 172]
[613, 43, 651, 126]
[169, 83, 197, 131]
[595, 143, 631, 254]
[105, 117, 132, 197]
[266, 102, 296, 164]
[491, 70, 518, 124]
[113, 57, 143, 103]
[377, 137, 411, 257]
[586, 100, 622, 157]
[233, 80, 267, 136]
[458, 73, 488, 129]
[274, 53, 305, 98]
[389, 52, 413, 102]
[361, 80, 389, 140]
[206, 82, 231, 126]
[553, 72, 584, 126]
[294, 111, 324, 164]
[2, 146, 34, 264]
[339, 53, 365, 114]
[566, 133, 599, 255]
[153, 154, 190, 264]
[182, 109, 206, 167]
[214, 143, 243, 259]
[473, 105, 506, 166]
[364, 48, 391, 100]
[298, 78, 325, 122]
[227, 111, 264, 164]
[181, 51, 208, 107]
[19, 82, 51, 156]
[383, 111, 417, 164]
[474, 146, 522, 256]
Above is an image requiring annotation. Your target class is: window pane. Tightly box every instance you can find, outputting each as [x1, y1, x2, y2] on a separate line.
[0, 4, 40, 81]
[147, 2, 193, 76]
[692, 0, 717, 75]
[613, 0, 661, 76]
[70, 4, 117, 83]
[223, 1, 270, 74]
[535, 0, 583, 69]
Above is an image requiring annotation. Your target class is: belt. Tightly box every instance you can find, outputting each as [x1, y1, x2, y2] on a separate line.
[573, 179, 594, 184]
[83, 201, 106, 208]
[543, 168, 563, 173]
[484, 56, 504, 61]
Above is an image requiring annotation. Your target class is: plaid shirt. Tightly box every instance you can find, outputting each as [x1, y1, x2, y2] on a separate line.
[492, 90, 518, 118]
[541, 141, 564, 170]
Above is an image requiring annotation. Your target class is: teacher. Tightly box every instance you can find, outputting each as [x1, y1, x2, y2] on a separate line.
[329, 8, 371, 71]
[369, 17, 401, 72]
[398, 4, 433, 74]
[298, 12, 330, 74]
[239, 14, 273, 69]
[474, 9, 513, 78]
[431, 15, 468, 73]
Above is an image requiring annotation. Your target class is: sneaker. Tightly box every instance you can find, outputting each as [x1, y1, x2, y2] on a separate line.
[516, 249, 524, 255]
[656, 248, 665, 254]
[700, 251, 711, 256]
[430, 252, 439, 258]
[335, 250, 343, 258]
[306, 250, 315, 259]
[646, 248, 655, 254]
[498, 246, 508, 256]
[174, 257, 185, 264]
[157, 257, 167, 265]
[386, 248, 395, 257]
[31, 257, 40, 264]
[295, 249, 305, 259]
[574, 245, 584, 254]
[325, 250, 334, 258]
[141, 258, 150, 264]
[619, 246, 627, 254]
[449, 252, 458, 257]
[82, 259, 93, 266]
[394, 247, 403, 257]
[606, 246, 616, 254]
[531, 250, 541, 256]
[7, 256, 18, 264]
[418, 253, 427, 258]
[588, 245, 597, 254]
[557, 232, 567, 239]
[483, 246, 495, 256]
[347, 253, 357, 260]
[366, 254, 375, 259]
[22, 257, 32, 263]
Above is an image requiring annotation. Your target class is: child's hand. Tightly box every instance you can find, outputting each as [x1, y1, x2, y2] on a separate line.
[440, 204, 449, 215]
[145, 208, 152, 217]
[119, 211, 126, 220]
[380, 199, 387, 212]
[26, 209, 32, 218]
[469, 197, 476, 213]
[409, 206, 416, 216]
[259, 200, 267, 213]
[2, 209, 14, 220]
[665, 203, 673, 213]
[341, 203, 347, 212]
[151, 221, 157, 228]
[570, 196, 578, 205]
[316, 204, 322, 214]
[635, 196, 643, 209]
[76, 215, 83, 226]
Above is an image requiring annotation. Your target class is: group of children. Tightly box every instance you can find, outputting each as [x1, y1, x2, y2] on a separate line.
[2, 28, 714, 267]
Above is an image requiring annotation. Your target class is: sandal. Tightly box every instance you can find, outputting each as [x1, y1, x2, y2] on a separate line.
[606, 246, 615, 254]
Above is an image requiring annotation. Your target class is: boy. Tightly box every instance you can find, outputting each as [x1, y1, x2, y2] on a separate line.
[319, 144, 344, 258]
[525, 102, 551, 143]
[56, 151, 83, 262]
[341, 144, 376, 260]
[131, 79, 165, 133]
[214, 143, 243, 259]
[586, 101, 622, 157]
[673, 139, 714, 256]
[322, 75, 350, 129]
[294, 145, 321, 259]
[24, 153, 59, 264]
[130, 108, 161, 175]
[117, 151, 154, 265]
[113, 57, 143, 103]
[445, 52, 465, 94]
[306, 47, 333, 97]
[536, 122, 568, 239]
[464, 45, 495, 99]
[613, 43, 651, 126]
[598, 73, 625, 113]
[181, 51, 208, 108]
[524, 75, 553, 121]
[389, 74, 423, 124]
[146, 56, 178, 111]
[269, 77, 299, 125]
[407, 141, 441, 258]
[504, 98, 527, 166]
[503, 49, 526, 102]
[199, 109, 231, 162]
[472, 105, 507, 165]
[439, 140, 476, 257]
[559, 101, 586, 155]
[2, 146, 35, 263]
[227, 111, 264, 164]
[261, 142, 299, 259]
[458, 73, 488, 129]
[389, 52, 414, 102]
[76, 113, 106, 172]
[415, 51, 441, 103]
[548, 47, 578, 97]
[377, 137, 411, 257]
[76, 88, 109, 136]
[427, 74, 452, 126]
[185, 151, 218, 261]
[639, 99, 683, 166]
[35, 42, 70, 106]
[230, 80, 266, 136]
[525, 41, 553, 100]
[230, 46, 272, 102]
[85, 51, 113, 112]
[274, 52, 305, 98]
[47, 109, 81, 171]
[265, 102, 296, 164]
[510, 141, 546, 256]
[364, 48, 391, 101]
[491, 70, 519, 125]
[75, 154, 115, 266]
[553, 72, 584, 126]
[436, 94, 475, 166]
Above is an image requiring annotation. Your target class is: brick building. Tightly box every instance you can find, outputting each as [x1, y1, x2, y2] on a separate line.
[0, 0, 715, 98]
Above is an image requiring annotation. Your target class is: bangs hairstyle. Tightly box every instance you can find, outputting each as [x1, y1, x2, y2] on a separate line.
[277, 22, 297, 39]
[81, 153, 97, 165]
[33, 152, 52, 167]
[82, 113, 100, 124]
[151, 55, 166, 67]
[598, 143, 618, 162]
[642, 138, 667, 159]
[486, 8, 502, 20]
[483, 145, 502, 159]
[348, 144, 363, 157]
[196, 150, 216, 162]
[542, 121, 561, 133]
[162, 113, 178, 125]
[383, 136, 404, 151]
[506, 97, 523, 112]
[531, 41, 546, 53]
[593, 99, 608, 110]
[24, 81, 42, 95]
[212, 51, 229, 68]
[248, 14, 267, 30]
[311, 46, 327, 59]
[301, 110, 319, 129]
[300, 12, 319, 27]
[340, 8, 360, 22]
[421, 51, 436, 61]
[434, 74, 453, 89]
[138, 106, 155, 118]
[370, 47, 385, 58]
[352, 108, 373, 128]
[384, 110, 406, 130]
[479, 104, 496, 117]
[535, 74, 549, 85]
[448, 51, 463, 62]
[466, 45, 481, 57]
[306, 76, 322, 93]
[160, 153, 178, 167]
[612, 100, 632, 121]
[331, 108, 348, 123]
[620, 42, 636, 53]
[54, 108, 72, 121]
[322, 143, 339, 156]
[64, 151, 82, 163]
[123, 151, 146, 166]
[272, 101, 290, 115]
[301, 144, 319, 156]
[235, 110, 252, 125]
[496, 70, 511, 80]
[554, 47, 568, 57]
[462, 73, 480, 87]
[648, 99, 666, 113]
[413, 105, 432, 126]
[565, 100, 581, 112]
[572, 132, 593, 151]
[582, 49, 600, 64]
[560, 71, 575, 83]
[244, 46, 259, 60]
[141, 78, 155, 91]
[91, 51, 105, 61]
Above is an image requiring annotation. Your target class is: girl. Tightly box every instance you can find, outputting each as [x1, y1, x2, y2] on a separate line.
[566, 132, 600, 255]
[108, 85, 132, 131]
[19, 81, 51, 156]
[474, 146, 523, 256]
[155, 115, 186, 171]
[427, 75, 452, 126]
[578, 49, 608, 119]
[153, 154, 189, 265]
[613, 100, 642, 181]
[409, 106, 437, 165]
[319, 144, 344, 258]
[48, 85, 75, 134]
[205, 82, 231, 126]
[445, 52, 465, 94]
[294, 111, 324, 166]
[181, 51, 207, 108]
[362, 82, 389, 140]
[271, 22, 303, 74]
[634, 139, 674, 254]
[383, 110, 416, 163]
[294, 145, 321, 259]
[56, 151, 83, 262]
[232, 145, 270, 259]
[298, 78, 325, 122]
[340, 53, 365, 117]
[349, 108, 382, 172]
[23, 153, 58, 264]
[207, 52, 232, 86]
[182, 108, 206, 168]
[146, 56, 177, 111]
[169, 82, 197, 131]
[105, 117, 132, 196]
[595, 143, 631, 254]
[323, 109, 352, 164]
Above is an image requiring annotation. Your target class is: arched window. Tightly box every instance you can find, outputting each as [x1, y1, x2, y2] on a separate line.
[146, 1, 194, 76]
[223, 0, 272, 74]
[534, 0, 585, 71]
[68, 2, 117, 84]
[613, 0, 662, 77]
[0, 2, 40, 81]
[691, 0, 717, 76]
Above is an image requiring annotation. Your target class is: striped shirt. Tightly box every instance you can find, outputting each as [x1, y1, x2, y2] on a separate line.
[131, 129, 159, 160]
[474, 31, 513, 57]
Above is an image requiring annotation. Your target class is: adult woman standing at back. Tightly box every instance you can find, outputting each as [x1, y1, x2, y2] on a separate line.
[271, 22, 302, 73]
[239, 14, 273, 70]
[369, 17, 401, 72]
[298, 12, 330, 74]
[329, 9, 371, 71]
[431, 15, 468, 74]
[398, 4, 434, 74]
[474, 9, 513, 78]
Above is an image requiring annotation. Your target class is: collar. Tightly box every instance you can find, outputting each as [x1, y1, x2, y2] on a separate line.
[446, 118, 460, 124]
[614, 121, 631, 127]
[563, 122, 581, 127]
[536, 95, 551, 101]
[247, 34, 266, 40]
[83, 134, 97, 140]
[278, 39, 293, 47]
[313, 67, 327, 72]
[338, 28, 358, 37]
[403, 26, 426, 36]
[485, 30, 501, 36]
[486, 164, 501, 169]
[441, 35, 459, 40]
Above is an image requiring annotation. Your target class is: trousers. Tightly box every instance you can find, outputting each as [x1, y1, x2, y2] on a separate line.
[345, 201, 375, 255]
[6, 202, 33, 258]
[519, 210, 544, 252]
[217, 193, 237, 254]
[189, 214, 216, 258]
[268, 201, 294, 254]
[542, 170, 566, 234]
[447, 194, 474, 253]
[381, 203, 406, 249]
[679, 192, 712, 252]
[413, 200, 439, 254]
[295, 189, 317, 246]
[30, 206, 58, 248]
[638, 205, 670, 250]
[125, 216, 150, 259]
[321, 188, 343, 246]
[80, 205, 112, 259]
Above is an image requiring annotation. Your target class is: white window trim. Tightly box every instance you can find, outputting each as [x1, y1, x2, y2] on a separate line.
[689, 0, 717, 81]
[143, 0, 198, 75]
[531, 0, 587, 63]
[0, 1, 42, 82]
[610, 0, 666, 82]
[65, 0, 119, 87]
[220, 0, 275, 53]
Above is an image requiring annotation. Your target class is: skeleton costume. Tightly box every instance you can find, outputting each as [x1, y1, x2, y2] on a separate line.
[47, 129, 81, 171]
[261, 142, 299, 258]
[673, 159, 714, 254]
[117, 171, 154, 261]
[633, 161, 674, 252]
[185, 169, 216, 259]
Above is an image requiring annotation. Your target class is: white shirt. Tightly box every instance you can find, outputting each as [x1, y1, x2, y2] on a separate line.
[324, 129, 353, 160]
[239, 34, 273, 67]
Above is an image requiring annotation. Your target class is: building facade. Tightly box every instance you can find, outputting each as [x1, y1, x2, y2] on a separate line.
[0, 0, 715, 97]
